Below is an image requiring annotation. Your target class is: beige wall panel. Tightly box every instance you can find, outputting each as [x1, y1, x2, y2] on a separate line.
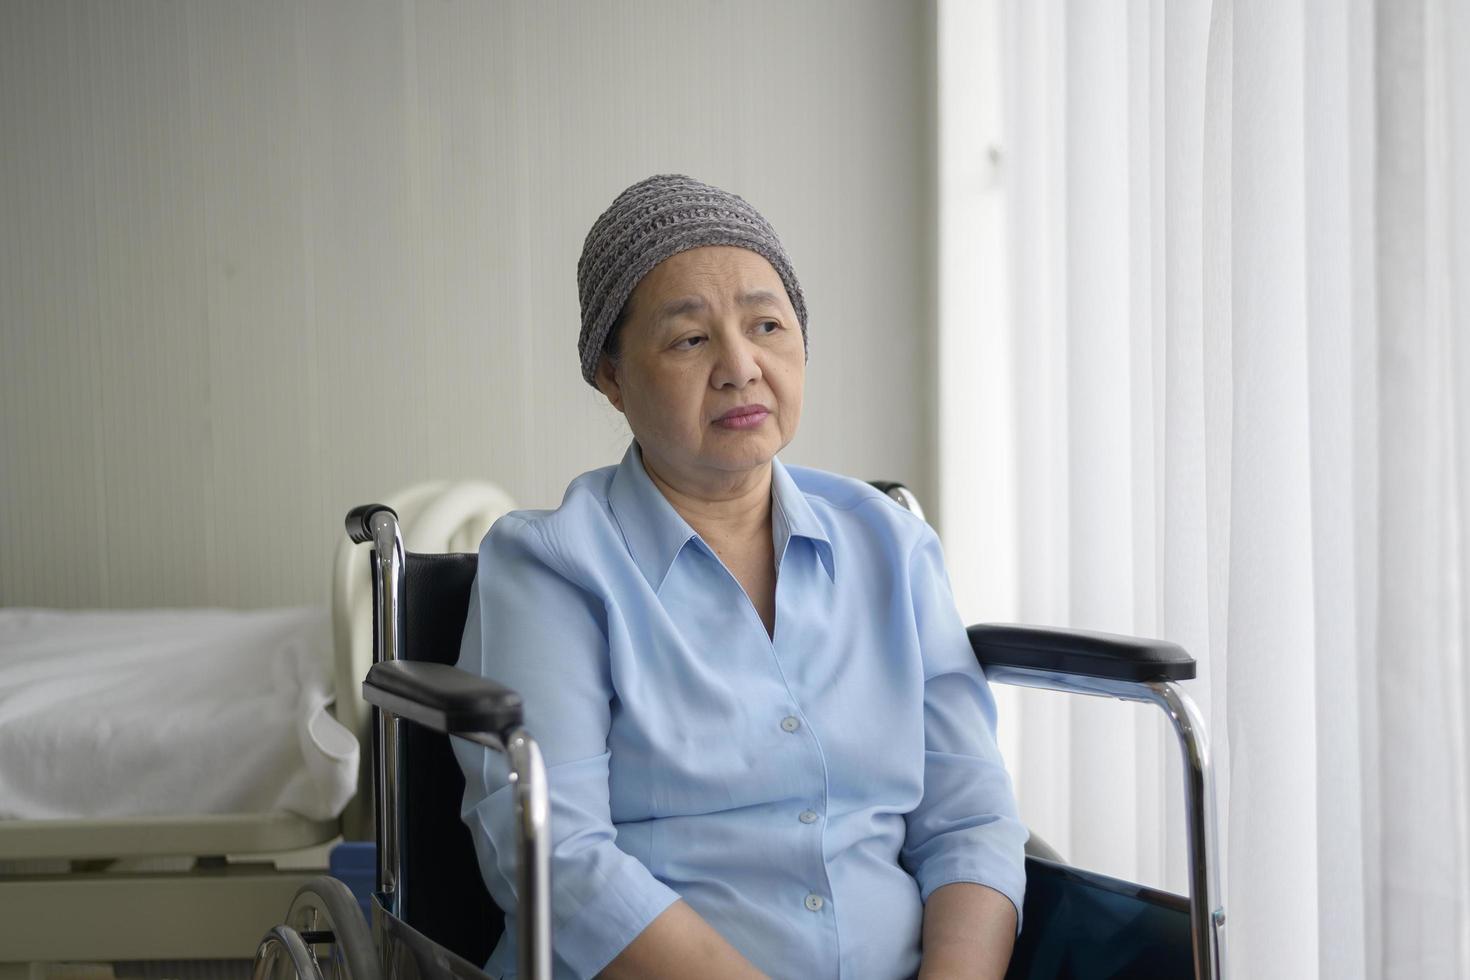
[81, 3, 214, 607]
[186, 2, 323, 607]
[1, 3, 108, 607]
[0, 0, 934, 609]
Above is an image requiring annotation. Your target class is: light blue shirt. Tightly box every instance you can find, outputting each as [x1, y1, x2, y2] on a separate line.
[454, 440, 1026, 980]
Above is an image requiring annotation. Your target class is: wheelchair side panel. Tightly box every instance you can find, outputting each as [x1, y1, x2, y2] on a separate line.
[375, 892, 495, 980]
[1007, 857, 1194, 980]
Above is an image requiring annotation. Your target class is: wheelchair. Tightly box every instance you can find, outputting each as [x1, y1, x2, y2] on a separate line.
[251, 485, 1227, 980]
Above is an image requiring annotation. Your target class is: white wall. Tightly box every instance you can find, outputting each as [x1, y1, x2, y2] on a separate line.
[0, 0, 936, 609]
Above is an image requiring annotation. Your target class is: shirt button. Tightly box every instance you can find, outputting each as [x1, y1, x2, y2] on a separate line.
[804, 893, 825, 912]
[780, 715, 801, 733]
[799, 810, 819, 824]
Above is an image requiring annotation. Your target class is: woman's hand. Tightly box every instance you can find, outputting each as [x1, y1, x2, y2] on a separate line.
[596, 899, 770, 980]
[915, 882, 1017, 980]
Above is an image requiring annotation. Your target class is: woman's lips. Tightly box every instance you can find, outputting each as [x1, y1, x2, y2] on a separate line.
[714, 406, 770, 429]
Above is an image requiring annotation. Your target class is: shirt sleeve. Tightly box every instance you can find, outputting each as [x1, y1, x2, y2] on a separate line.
[897, 522, 1028, 935]
[453, 516, 680, 978]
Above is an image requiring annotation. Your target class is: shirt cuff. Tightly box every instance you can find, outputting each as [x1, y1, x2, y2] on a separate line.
[917, 860, 1027, 937]
[553, 853, 682, 978]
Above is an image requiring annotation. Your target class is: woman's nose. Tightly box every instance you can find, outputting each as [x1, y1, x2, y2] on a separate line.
[710, 334, 761, 389]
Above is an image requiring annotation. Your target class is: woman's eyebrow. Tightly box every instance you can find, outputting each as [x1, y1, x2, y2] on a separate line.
[737, 289, 784, 310]
[656, 296, 708, 323]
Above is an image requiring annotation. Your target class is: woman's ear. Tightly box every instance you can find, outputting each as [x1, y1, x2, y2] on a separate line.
[594, 355, 625, 413]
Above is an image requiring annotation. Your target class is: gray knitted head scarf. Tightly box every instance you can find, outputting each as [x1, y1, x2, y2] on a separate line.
[576, 173, 808, 388]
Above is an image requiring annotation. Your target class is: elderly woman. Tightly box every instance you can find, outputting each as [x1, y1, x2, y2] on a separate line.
[454, 174, 1026, 980]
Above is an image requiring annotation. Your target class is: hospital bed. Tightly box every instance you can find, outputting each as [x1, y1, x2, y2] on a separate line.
[0, 606, 349, 970]
[0, 481, 515, 973]
[251, 486, 1227, 980]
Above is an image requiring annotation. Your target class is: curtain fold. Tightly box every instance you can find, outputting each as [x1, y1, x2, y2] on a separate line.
[1374, 0, 1470, 972]
[940, 0, 1470, 974]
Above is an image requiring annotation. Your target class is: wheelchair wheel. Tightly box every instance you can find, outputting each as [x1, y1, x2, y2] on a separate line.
[253, 875, 382, 980]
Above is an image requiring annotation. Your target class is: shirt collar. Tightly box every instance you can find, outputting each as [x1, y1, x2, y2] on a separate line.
[769, 450, 836, 583]
[607, 440, 836, 594]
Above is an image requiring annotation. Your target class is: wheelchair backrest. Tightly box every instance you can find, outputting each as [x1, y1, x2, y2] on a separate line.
[387, 551, 503, 966]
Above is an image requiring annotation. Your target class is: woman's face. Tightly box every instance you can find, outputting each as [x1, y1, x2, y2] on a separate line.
[594, 245, 805, 491]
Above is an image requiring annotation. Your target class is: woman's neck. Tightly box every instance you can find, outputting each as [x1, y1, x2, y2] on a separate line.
[639, 446, 774, 549]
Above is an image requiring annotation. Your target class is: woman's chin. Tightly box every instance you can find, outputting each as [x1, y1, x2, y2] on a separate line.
[702, 439, 780, 473]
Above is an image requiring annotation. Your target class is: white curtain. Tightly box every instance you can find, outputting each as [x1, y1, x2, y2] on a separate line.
[936, 0, 1470, 976]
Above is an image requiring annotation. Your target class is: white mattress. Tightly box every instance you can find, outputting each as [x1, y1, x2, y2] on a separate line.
[0, 607, 358, 821]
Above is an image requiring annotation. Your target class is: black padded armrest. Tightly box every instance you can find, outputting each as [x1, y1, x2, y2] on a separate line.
[363, 660, 523, 738]
[968, 623, 1196, 682]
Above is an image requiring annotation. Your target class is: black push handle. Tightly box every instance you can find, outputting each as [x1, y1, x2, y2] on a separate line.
[868, 481, 909, 497]
[346, 503, 399, 544]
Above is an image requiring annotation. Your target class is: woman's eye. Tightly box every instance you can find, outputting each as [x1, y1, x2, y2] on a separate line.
[674, 335, 706, 350]
[756, 320, 779, 334]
